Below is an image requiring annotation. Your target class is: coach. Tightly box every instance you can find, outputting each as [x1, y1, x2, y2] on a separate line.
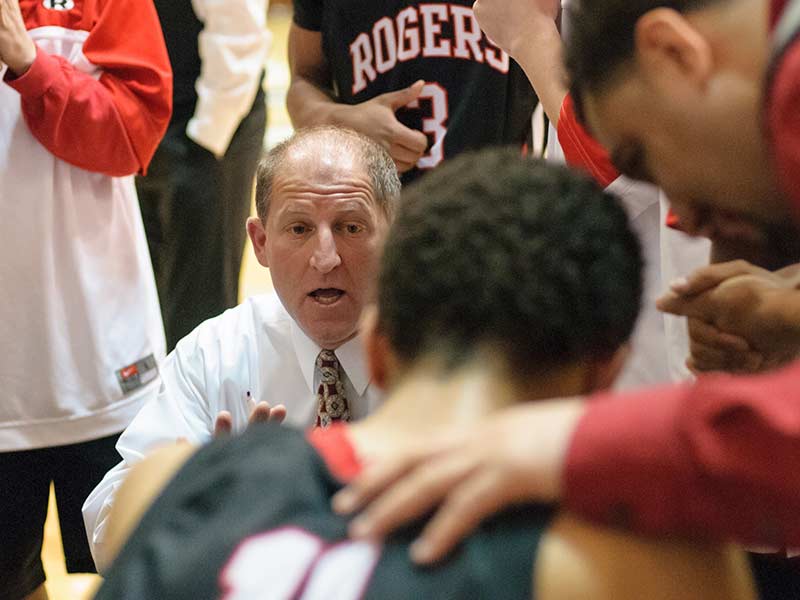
[83, 126, 398, 570]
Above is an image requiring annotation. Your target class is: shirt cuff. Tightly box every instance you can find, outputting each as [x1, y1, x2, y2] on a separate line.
[4, 46, 58, 98]
[563, 384, 690, 533]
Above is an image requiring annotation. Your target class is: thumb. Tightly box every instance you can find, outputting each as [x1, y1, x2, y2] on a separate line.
[380, 80, 426, 110]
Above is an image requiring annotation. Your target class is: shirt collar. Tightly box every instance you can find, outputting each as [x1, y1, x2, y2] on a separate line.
[290, 320, 371, 396]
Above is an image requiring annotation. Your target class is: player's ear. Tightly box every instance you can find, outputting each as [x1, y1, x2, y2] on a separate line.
[635, 8, 713, 89]
[583, 344, 631, 393]
[362, 305, 396, 390]
[247, 216, 270, 268]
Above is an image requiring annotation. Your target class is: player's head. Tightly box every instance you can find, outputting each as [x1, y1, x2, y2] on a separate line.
[565, 0, 789, 242]
[366, 148, 643, 397]
[247, 126, 400, 349]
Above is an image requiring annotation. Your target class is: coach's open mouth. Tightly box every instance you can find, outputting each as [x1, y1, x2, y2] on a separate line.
[309, 288, 345, 305]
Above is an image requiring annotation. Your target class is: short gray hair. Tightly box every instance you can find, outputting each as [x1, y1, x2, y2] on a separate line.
[254, 126, 401, 222]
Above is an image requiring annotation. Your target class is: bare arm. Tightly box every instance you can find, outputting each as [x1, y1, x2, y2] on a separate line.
[473, 0, 565, 126]
[286, 23, 427, 173]
[286, 23, 339, 128]
[535, 513, 755, 600]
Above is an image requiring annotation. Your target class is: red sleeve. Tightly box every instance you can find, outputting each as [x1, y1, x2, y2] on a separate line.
[564, 360, 800, 547]
[5, 0, 172, 176]
[767, 40, 800, 219]
[556, 94, 619, 189]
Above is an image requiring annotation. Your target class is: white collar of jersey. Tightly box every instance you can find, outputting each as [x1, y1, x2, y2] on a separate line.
[290, 319, 371, 397]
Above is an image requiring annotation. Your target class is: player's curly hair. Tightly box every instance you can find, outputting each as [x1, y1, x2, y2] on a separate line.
[377, 148, 643, 377]
[565, 0, 723, 123]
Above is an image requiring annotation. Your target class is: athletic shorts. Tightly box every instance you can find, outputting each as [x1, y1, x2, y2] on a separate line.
[0, 432, 121, 600]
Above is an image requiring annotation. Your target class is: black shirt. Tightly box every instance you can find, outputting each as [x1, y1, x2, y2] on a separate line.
[97, 423, 553, 599]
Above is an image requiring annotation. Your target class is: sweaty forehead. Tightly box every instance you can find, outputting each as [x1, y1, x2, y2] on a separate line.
[282, 137, 368, 182]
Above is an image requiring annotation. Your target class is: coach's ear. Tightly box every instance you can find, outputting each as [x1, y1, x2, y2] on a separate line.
[583, 344, 631, 393]
[362, 305, 398, 391]
[247, 216, 270, 268]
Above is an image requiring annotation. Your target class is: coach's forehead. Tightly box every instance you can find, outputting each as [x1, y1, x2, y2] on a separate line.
[281, 135, 368, 182]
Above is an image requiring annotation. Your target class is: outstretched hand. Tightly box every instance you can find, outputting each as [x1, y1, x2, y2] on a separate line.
[0, 0, 36, 76]
[214, 399, 287, 437]
[332, 399, 584, 564]
[335, 80, 428, 173]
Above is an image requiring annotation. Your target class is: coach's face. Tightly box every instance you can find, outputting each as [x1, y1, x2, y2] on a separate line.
[580, 8, 790, 243]
[250, 144, 389, 349]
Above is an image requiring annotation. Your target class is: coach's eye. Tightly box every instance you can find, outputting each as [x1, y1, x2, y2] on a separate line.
[341, 223, 364, 235]
[290, 224, 308, 235]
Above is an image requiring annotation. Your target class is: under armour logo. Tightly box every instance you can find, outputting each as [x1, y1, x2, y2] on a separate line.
[43, 0, 74, 10]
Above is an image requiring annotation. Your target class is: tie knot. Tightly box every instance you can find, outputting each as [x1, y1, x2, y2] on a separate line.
[317, 350, 340, 384]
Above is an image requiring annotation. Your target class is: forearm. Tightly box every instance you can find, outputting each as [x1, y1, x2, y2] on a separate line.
[565, 362, 800, 547]
[286, 76, 346, 128]
[510, 19, 566, 127]
[7, 48, 144, 175]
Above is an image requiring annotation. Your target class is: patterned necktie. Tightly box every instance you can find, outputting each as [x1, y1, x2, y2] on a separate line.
[315, 350, 350, 428]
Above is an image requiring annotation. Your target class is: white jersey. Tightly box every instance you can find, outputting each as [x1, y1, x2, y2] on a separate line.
[0, 22, 166, 451]
[547, 124, 709, 389]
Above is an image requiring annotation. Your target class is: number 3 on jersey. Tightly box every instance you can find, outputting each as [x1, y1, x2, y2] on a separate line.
[220, 528, 381, 599]
[407, 83, 448, 170]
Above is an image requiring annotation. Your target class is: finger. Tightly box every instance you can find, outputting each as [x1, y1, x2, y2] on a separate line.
[214, 411, 233, 437]
[249, 401, 274, 424]
[332, 453, 426, 515]
[688, 341, 735, 373]
[394, 159, 416, 173]
[269, 404, 287, 424]
[389, 142, 425, 165]
[670, 260, 763, 296]
[685, 356, 700, 376]
[380, 79, 426, 110]
[410, 471, 508, 564]
[392, 124, 428, 155]
[656, 291, 709, 320]
[688, 318, 751, 353]
[348, 455, 476, 541]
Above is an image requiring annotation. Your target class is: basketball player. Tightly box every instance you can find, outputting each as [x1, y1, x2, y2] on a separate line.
[330, 0, 800, 578]
[94, 151, 753, 600]
[287, 0, 536, 182]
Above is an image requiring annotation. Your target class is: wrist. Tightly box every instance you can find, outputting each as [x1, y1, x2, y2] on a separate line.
[4, 40, 37, 78]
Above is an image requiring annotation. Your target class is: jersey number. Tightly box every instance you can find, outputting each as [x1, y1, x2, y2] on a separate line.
[219, 528, 380, 599]
[407, 83, 449, 170]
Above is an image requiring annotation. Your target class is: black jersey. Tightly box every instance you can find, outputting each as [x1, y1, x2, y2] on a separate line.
[293, 0, 537, 184]
[96, 423, 554, 599]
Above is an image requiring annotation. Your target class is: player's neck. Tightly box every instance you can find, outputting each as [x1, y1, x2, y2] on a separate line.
[349, 358, 586, 460]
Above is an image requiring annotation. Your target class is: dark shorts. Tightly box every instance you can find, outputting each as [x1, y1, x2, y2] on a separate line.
[0, 432, 121, 600]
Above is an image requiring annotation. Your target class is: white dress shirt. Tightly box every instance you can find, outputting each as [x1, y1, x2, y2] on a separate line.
[186, 0, 271, 156]
[82, 292, 382, 570]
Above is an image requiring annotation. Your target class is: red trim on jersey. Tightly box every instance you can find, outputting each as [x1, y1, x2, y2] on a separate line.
[307, 424, 364, 482]
[772, 0, 789, 29]
[556, 94, 619, 189]
[665, 209, 683, 230]
[7, 0, 172, 176]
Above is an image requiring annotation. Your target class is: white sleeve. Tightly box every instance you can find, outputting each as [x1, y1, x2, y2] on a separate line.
[82, 342, 218, 571]
[186, 0, 270, 156]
